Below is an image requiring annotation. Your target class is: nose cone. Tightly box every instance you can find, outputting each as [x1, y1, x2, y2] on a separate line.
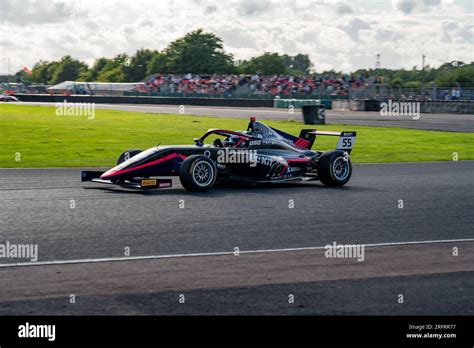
[100, 167, 119, 180]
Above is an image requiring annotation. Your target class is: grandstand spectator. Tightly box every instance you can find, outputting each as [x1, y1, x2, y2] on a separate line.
[140, 72, 377, 97]
[451, 87, 460, 100]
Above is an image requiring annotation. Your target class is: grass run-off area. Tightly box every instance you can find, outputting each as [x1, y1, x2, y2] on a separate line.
[1, 104, 473, 168]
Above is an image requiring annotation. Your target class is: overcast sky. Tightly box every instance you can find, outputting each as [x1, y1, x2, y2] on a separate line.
[0, 0, 473, 75]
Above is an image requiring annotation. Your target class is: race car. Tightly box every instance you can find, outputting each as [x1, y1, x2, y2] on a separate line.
[0, 94, 19, 102]
[81, 117, 356, 191]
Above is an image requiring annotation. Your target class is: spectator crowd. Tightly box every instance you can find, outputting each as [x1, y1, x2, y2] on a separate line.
[141, 73, 374, 96]
[142, 74, 245, 95]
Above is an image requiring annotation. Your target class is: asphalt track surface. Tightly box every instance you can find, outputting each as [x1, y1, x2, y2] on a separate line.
[0, 161, 473, 315]
[13, 101, 474, 132]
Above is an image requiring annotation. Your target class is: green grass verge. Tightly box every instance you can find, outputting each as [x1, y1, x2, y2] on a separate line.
[0, 104, 473, 168]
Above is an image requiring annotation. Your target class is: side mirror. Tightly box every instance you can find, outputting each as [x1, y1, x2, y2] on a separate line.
[194, 138, 204, 147]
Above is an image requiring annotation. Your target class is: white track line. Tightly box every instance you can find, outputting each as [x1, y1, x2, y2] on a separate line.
[0, 238, 472, 269]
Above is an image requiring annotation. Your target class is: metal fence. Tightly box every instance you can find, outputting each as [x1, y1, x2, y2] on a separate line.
[125, 86, 473, 101]
[123, 90, 345, 100]
[349, 86, 473, 101]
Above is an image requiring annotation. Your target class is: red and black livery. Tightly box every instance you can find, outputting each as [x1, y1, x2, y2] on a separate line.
[81, 118, 357, 191]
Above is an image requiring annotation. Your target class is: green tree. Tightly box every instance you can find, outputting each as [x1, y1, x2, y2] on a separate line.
[161, 29, 235, 74]
[282, 54, 293, 69]
[403, 81, 422, 88]
[435, 64, 474, 87]
[123, 48, 159, 81]
[146, 52, 169, 76]
[292, 54, 312, 74]
[0, 74, 18, 83]
[78, 57, 111, 81]
[96, 66, 125, 82]
[50, 56, 88, 84]
[15, 70, 33, 84]
[31, 60, 59, 84]
[281, 54, 312, 75]
[239, 52, 287, 75]
[95, 54, 128, 82]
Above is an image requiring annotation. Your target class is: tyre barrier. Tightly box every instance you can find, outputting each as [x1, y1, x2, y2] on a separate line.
[302, 105, 326, 124]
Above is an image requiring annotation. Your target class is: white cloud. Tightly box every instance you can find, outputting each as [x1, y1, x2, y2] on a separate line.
[0, 0, 472, 74]
[337, 17, 372, 42]
[393, 0, 418, 14]
[392, 0, 444, 14]
[0, 0, 78, 25]
[335, 3, 353, 15]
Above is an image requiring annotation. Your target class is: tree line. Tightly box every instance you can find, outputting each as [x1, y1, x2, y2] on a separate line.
[6, 29, 474, 87]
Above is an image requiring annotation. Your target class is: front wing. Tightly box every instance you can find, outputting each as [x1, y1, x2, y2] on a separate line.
[81, 171, 172, 190]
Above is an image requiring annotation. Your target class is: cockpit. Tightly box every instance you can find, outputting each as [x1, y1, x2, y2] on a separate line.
[194, 118, 287, 148]
[247, 121, 282, 140]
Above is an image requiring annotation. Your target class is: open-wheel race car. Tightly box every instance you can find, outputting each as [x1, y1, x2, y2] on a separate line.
[81, 117, 356, 191]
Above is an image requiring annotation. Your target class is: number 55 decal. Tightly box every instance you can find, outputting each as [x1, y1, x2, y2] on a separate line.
[336, 132, 356, 150]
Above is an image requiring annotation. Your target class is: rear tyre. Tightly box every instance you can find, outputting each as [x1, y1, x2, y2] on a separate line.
[117, 149, 142, 165]
[317, 150, 352, 186]
[179, 155, 217, 192]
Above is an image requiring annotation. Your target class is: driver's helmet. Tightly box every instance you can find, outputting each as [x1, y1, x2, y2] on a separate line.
[223, 134, 242, 147]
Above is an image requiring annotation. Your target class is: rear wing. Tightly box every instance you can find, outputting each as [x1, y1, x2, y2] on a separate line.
[307, 131, 357, 153]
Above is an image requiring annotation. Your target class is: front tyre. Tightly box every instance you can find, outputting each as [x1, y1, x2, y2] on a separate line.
[179, 155, 217, 192]
[317, 150, 352, 186]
